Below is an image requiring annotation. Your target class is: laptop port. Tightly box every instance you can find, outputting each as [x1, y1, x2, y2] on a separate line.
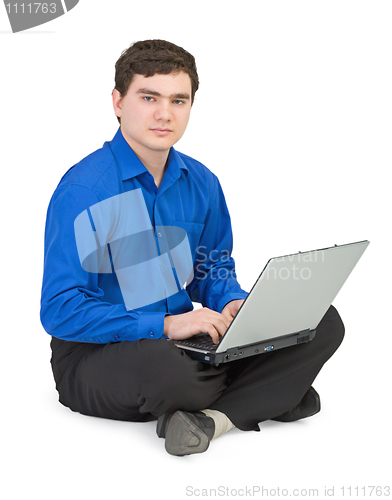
[239, 351, 243, 355]
[264, 345, 274, 352]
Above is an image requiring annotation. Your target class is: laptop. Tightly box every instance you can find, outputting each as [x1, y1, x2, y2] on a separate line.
[174, 240, 369, 365]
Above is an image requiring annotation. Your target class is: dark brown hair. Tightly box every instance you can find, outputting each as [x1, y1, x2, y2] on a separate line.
[114, 39, 199, 122]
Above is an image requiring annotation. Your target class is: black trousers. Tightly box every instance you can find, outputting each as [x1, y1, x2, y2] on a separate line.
[50, 305, 344, 431]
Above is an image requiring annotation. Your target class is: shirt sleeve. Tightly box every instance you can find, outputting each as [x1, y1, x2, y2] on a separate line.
[40, 184, 166, 343]
[186, 175, 248, 312]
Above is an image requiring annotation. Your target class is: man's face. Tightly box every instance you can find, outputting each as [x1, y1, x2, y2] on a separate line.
[113, 72, 192, 158]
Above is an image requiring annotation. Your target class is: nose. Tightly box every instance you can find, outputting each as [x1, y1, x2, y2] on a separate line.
[154, 100, 172, 122]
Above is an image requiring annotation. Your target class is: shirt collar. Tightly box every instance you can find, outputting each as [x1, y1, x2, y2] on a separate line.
[109, 127, 188, 183]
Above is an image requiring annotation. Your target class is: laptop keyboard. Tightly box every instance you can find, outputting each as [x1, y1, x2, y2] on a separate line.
[176, 333, 219, 352]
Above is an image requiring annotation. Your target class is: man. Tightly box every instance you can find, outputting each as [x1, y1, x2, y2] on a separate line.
[41, 39, 345, 456]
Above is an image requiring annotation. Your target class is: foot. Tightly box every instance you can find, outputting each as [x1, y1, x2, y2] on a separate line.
[272, 387, 321, 422]
[156, 413, 172, 438]
[161, 411, 215, 456]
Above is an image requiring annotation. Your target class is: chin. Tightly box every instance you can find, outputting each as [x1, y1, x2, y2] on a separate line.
[150, 140, 178, 151]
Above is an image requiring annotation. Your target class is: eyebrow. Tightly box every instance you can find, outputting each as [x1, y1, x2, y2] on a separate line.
[136, 88, 191, 100]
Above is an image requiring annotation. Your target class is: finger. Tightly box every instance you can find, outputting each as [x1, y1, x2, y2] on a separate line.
[221, 311, 234, 323]
[215, 317, 231, 337]
[198, 309, 231, 338]
[206, 309, 231, 329]
[215, 313, 232, 335]
[209, 317, 231, 341]
[203, 324, 221, 344]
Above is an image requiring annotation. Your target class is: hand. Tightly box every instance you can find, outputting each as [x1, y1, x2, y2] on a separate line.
[221, 299, 245, 323]
[164, 307, 231, 344]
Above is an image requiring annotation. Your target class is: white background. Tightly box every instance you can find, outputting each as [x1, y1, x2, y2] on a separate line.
[1, 1, 390, 499]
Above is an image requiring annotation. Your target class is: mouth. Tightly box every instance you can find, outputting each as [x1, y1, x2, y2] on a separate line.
[151, 128, 173, 136]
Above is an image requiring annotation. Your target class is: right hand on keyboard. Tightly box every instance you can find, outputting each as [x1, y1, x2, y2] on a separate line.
[163, 307, 231, 344]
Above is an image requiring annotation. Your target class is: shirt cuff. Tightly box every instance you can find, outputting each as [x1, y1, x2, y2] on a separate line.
[217, 292, 248, 314]
[137, 311, 167, 340]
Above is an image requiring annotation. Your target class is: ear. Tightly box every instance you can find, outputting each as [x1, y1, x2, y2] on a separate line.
[112, 89, 122, 119]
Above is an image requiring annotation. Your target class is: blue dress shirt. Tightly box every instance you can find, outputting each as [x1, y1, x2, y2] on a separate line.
[40, 128, 248, 343]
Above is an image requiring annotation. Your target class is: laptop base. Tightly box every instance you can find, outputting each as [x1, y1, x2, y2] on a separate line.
[175, 329, 317, 366]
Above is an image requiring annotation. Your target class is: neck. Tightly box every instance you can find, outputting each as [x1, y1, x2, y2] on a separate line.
[138, 150, 168, 188]
[121, 131, 169, 188]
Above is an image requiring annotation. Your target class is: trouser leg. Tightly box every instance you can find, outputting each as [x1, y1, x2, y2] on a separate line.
[209, 305, 345, 430]
[51, 305, 344, 430]
[50, 337, 229, 422]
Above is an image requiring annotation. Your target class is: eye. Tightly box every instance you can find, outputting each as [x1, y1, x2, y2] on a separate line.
[143, 96, 155, 102]
[173, 100, 185, 105]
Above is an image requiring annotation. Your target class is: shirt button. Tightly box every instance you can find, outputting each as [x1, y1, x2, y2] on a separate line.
[149, 331, 154, 338]
[114, 335, 120, 341]
[157, 232, 162, 238]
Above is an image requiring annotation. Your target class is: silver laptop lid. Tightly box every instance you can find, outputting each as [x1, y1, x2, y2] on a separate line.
[216, 240, 369, 353]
